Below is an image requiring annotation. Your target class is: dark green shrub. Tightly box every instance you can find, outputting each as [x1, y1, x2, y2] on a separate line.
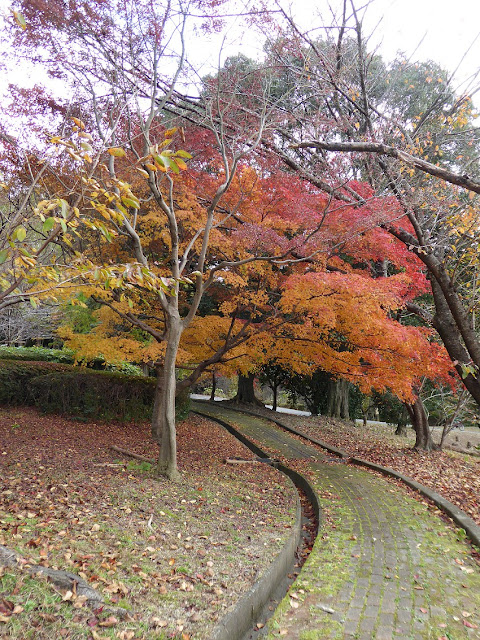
[0, 360, 190, 423]
[0, 346, 75, 364]
[30, 370, 190, 423]
[30, 370, 155, 421]
[0, 360, 73, 406]
[175, 387, 191, 423]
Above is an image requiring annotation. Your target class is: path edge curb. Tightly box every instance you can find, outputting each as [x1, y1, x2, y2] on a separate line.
[350, 457, 480, 548]
[194, 409, 319, 640]
[208, 403, 480, 549]
[208, 481, 301, 640]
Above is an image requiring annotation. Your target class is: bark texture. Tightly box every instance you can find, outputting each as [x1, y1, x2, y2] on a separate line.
[405, 397, 438, 451]
[151, 315, 182, 481]
[327, 379, 350, 419]
[233, 373, 264, 406]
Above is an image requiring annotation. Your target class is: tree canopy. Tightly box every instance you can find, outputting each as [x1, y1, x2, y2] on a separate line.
[4, 0, 479, 471]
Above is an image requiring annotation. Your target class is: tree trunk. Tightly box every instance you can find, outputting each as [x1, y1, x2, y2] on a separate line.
[272, 382, 278, 411]
[209, 370, 217, 402]
[395, 423, 407, 436]
[327, 379, 350, 419]
[405, 397, 437, 451]
[430, 279, 480, 407]
[151, 314, 182, 481]
[233, 373, 263, 406]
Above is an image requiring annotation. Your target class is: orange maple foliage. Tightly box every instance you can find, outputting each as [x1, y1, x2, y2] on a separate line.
[60, 130, 453, 405]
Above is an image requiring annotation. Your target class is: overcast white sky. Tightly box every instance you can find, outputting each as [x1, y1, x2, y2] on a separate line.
[1, 0, 480, 98]
[360, 0, 480, 89]
[202, 0, 480, 96]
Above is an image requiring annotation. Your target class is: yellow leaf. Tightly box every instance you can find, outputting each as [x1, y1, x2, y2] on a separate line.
[12, 10, 27, 30]
[71, 117, 85, 130]
[107, 147, 126, 158]
[175, 158, 188, 171]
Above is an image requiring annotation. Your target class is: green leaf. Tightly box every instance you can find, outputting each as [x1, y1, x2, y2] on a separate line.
[60, 219, 67, 233]
[169, 159, 180, 174]
[12, 10, 27, 30]
[15, 226, 27, 242]
[160, 155, 179, 174]
[29, 297, 38, 309]
[153, 153, 166, 168]
[176, 150, 192, 159]
[121, 197, 140, 209]
[0, 249, 8, 265]
[19, 247, 33, 258]
[59, 199, 69, 218]
[42, 217, 56, 233]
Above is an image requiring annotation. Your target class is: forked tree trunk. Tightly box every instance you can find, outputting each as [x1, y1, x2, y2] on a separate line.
[151, 315, 182, 481]
[405, 397, 438, 451]
[233, 373, 263, 406]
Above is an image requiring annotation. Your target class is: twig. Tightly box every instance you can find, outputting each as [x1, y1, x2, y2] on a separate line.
[110, 445, 155, 464]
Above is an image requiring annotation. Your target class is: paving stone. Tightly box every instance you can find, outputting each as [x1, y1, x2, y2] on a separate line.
[366, 594, 382, 607]
[343, 619, 359, 636]
[378, 611, 395, 627]
[396, 608, 412, 625]
[203, 406, 480, 640]
[358, 616, 377, 634]
[364, 604, 379, 618]
[345, 606, 364, 621]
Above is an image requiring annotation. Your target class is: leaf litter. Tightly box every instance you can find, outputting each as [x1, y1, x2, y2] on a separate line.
[0, 407, 296, 638]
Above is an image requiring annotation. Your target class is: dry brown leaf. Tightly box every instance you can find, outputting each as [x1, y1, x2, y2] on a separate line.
[98, 615, 118, 627]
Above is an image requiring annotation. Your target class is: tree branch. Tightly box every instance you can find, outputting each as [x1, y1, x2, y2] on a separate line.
[291, 140, 480, 194]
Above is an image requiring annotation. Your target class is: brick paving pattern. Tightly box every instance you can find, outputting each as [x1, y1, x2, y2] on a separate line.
[198, 404, 480, 639]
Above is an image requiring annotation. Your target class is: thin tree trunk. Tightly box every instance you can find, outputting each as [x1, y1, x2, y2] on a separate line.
[405, 398, 437, 451]
[151, 314, 182, 481]
[272, 382, 278, 411]
[209, 370, 217, 402]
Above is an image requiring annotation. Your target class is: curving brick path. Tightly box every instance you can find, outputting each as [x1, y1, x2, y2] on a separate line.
[198, 403, 480, 640]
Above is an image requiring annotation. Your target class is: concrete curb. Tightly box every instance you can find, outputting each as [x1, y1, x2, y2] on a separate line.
[209, 403, 480, 550]
[350, 457, 480, 548]
[193, 410, 319, 640]
[197, 401, 348, 459]
[208, 487, 302, 640]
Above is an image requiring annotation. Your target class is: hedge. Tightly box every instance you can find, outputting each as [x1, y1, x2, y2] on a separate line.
[0, 360, 190, 423]
[0, 346, 75, 364]
[0, 360, 74, 406]
[0, 346, 143, 375]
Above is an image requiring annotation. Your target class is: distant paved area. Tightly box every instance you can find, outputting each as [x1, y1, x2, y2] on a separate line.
[196, 403, 480, 640]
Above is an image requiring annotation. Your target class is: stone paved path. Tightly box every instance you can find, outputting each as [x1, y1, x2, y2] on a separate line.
[196, 404, 480, 640]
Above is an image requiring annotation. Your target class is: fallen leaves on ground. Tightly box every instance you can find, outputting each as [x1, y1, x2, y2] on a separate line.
[0, 407, 296, 639]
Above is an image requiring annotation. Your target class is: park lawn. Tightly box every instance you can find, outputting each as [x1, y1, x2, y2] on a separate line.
[0, 407, 297, 640]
